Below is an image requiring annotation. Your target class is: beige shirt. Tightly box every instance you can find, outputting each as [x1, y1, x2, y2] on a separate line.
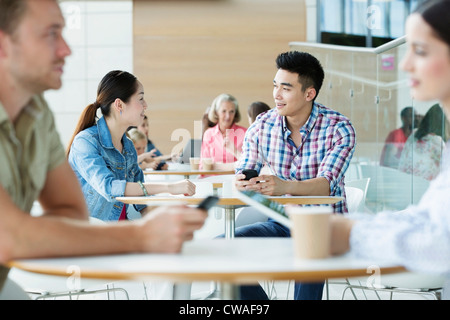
[0, 95, 66, 290]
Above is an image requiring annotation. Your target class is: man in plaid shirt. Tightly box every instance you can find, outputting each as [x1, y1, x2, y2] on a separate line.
[234, 51, 356, 300]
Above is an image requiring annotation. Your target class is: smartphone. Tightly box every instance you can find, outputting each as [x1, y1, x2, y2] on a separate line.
[197, 195, 219, 211]
[242, 169, 258, 181]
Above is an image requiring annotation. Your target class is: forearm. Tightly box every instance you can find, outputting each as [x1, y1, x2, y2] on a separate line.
[283, 177, 330, 196]
[124, 182, 169, 196]
[7, 214, 141, 261]
[38, 162, 90, 220]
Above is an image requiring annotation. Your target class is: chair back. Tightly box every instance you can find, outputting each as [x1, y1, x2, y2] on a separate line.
[344, 186, 365, 213]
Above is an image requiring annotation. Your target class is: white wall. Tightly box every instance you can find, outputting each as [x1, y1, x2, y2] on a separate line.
[46, 1, 133, 149]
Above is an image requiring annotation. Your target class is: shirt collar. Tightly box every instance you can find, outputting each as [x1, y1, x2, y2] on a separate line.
[282, 102, 319, 138]
[0, 95, 45, 128]
[96, 116, 133, 151]
[97, 116, 114, 149]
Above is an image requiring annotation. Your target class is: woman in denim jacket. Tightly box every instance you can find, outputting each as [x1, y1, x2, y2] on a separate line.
[67, 71, 195, 221]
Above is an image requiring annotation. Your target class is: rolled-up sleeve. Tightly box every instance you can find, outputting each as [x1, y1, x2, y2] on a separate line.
[318, 120, 356, 192]
[235, 123, 264, 174]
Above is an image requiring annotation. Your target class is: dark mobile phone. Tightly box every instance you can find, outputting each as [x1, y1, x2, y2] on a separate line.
[242, 169, 259, 181]
[197, 195, 219, 211]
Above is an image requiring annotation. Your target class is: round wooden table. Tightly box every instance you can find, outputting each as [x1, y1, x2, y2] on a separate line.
[8, 238, 405, 300]
[144, 169, 235, 179]
[117, 195, 344, 238]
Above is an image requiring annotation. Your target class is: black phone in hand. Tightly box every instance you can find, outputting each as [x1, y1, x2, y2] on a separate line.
[197, 196, 219, 211]
[242, 169, 258, 181]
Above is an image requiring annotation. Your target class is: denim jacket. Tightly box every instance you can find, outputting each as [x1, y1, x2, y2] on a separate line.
[68, 117, 146, 221]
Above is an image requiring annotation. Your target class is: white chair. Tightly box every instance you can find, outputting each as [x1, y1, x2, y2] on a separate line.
[342, 272, 445, 300]
[344, 186, 365, 214]
[345, 178, 370, 204]
[7, 268, 130, 300]
[6, 216, 130, 300]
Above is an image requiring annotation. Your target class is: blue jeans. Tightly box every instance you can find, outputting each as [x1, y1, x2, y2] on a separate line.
[233, 219, 324, 300]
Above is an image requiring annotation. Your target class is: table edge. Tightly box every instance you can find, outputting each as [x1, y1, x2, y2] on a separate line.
[7, 260, 406, 284]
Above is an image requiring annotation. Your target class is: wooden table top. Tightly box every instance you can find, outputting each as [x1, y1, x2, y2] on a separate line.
[116, 195, 344, 206]
[7, 238, 405, 284]
[143, 169, 235, 176]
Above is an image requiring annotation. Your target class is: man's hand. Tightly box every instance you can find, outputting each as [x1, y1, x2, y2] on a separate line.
[235, 173, 286, 196]
[137, 205, 208, 253]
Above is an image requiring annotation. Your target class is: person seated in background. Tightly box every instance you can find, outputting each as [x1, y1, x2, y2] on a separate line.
[398, 103, 449, 181]
[201, 93, 247, 170]
[127, 128, 161, 170]
[247, 101, 271, 125]
[0, 0, 207, 300]
[247, 101, 272, 175]
[67, 70, 196, 221]
[171, 107, 214, 164]
[330, 0, 450, 300]
[137, 115, 169, 170]
[234, 51, 356, 300]
[380, 106, 420, 168]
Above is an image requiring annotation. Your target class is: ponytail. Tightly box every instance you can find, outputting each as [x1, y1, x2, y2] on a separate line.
[66, 102, 100, 157]
[66, 70, 138, 157]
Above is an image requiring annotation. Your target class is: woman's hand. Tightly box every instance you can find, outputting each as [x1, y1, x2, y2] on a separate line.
[168, 179, 196, 196]
[329, 215, 355, 255]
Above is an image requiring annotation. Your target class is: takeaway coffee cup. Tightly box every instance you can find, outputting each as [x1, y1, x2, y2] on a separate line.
[287, 206, 333, 259]
[189, 157, 200, 170]
[202, 158, 214, 171]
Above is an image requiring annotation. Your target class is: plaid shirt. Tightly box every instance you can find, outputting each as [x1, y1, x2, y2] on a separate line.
[236, 103, 356, 213]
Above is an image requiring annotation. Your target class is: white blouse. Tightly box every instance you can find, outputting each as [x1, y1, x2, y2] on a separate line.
[350, 141, 450, 298]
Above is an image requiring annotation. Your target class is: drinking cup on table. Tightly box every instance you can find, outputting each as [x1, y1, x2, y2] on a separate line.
[190, 157, 200, 170]
[286, 206, 333, 259]
[202, 158, 214, 171]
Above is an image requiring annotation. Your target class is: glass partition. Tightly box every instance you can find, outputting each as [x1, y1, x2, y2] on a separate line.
[290, 39, 446, 213]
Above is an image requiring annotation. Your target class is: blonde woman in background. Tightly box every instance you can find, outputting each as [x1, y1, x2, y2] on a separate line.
[201, 93, 247, 170]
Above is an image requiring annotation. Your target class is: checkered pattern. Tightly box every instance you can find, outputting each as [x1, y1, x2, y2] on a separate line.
[236, 103, 356, 213]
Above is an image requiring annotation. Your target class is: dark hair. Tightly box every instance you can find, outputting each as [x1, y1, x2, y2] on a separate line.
[414, 0, 450, 47]
[276, 51, 324, 102]
[400, 106, 414, 119]
[247, 101, 270, 123]
[415, 104, 447, 141]
[66, 70, 138, 156]
[0, 0, 28, 35]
